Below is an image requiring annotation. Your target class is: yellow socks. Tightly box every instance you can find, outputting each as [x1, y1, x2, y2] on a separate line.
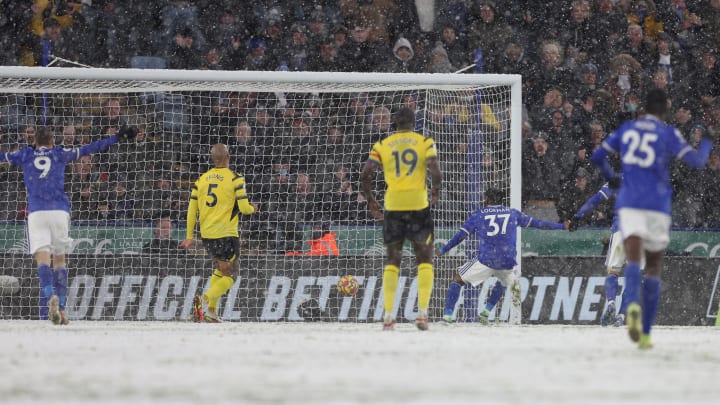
[417, 263, 434, 312]
[383, 264, 400, 315]
[205, 270, 233, 311]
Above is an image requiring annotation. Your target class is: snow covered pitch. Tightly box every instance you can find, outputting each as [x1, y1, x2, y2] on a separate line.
[1, 322, 718, 404]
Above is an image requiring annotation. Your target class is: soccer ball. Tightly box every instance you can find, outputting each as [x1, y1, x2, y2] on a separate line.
[337, 275, 359, 296]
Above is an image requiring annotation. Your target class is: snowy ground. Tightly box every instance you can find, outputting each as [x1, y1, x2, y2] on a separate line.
[0, 322, 718, 405]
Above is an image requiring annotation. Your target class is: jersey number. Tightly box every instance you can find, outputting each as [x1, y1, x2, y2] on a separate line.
[33, 157, 52, 178]
[206, 184, 218, 207]
[621, 130, 657, 168]
[391, 149, 418, 177]
[485, 214, 510, 236]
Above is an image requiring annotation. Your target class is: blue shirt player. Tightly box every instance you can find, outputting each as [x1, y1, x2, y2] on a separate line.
[0, 126, 136, 324]
[436, 188, 567, 324]
[570, 180, 644, 327]
[591, 89, 712, 349]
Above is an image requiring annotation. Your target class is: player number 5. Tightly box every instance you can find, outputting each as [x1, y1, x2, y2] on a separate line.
[33, 156, 52, 178]
[621, 130, 657, 168]
[206, 184, 218, 207]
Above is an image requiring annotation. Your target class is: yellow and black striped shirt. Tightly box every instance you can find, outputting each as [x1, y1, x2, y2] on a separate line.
[186, 167, 255, 240]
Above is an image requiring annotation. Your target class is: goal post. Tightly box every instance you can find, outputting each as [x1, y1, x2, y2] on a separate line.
[0, 67, 522, 322]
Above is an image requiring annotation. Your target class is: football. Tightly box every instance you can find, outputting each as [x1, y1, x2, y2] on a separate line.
[337, 275, 359, 296]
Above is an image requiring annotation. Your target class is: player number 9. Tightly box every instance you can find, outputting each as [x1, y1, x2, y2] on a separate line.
[33, 156, 52, 178]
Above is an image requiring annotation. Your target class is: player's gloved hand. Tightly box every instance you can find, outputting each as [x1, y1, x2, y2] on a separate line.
[608, 176, 621, 190]
[701, 126, 717, 143]
[435, 248, 443, 257]
[117, 125, 138, 142]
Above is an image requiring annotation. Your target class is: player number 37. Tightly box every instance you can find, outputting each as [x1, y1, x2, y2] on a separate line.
[621, 130, 657, 168]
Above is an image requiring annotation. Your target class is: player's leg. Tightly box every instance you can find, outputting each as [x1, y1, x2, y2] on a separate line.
[639, 250, 663, 349]
[622, 235, 644, 342]
[409, 208, 435, 330]
[52, 254, 69, 325]
[383, 242, 403, 330]
[28, 212, 56, 322]
[443, 272, 466, 323]
[411, 240, 433, 331]
[200, 238, 239, 322]
[603, 231, 624, 326]
[452, 261, 493, 323]
[482, 274, 511, 318]
[381, 211, 404, 330]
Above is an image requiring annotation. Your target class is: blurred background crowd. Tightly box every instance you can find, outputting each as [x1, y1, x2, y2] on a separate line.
[1, 0, 720, 253]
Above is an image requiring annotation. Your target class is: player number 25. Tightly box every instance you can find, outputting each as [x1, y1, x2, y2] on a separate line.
[485, 214, 510, 236]
[391, 149, 418, 177]
[621, 130, 657, 168]
[33, 156, 52, 178]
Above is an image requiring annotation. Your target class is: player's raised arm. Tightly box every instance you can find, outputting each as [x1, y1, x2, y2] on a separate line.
[61, 126, 137, 162]
[673, 126, 714, 168]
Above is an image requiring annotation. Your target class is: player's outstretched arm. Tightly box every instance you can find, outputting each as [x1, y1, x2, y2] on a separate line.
[590, 147, 617, 183]
[74, 127, 137, 160]
[679, 134, 714, 168]
[437, 228, 470, 256]
[573, 185, 614, 224]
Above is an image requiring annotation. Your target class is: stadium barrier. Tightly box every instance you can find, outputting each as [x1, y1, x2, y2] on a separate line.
[1, 255, 718, 325]
[2, 223, 720, 257]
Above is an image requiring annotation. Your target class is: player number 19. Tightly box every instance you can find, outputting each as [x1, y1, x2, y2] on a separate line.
[391, 149, 418, 177]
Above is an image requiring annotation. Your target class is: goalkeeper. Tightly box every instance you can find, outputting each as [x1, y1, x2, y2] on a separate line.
[437, 189, 568, 323]
[181, 144, 257, 323]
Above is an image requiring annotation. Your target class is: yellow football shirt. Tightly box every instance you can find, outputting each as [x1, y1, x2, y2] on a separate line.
[367, 130, 438, 211]
[185, 167, 255, 240]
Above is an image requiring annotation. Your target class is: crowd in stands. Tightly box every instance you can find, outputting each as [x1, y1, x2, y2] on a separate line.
[1, 0, 720, 253]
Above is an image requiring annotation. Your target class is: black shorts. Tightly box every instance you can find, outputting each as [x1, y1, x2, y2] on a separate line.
[202, 237, 240, 262]
[383, 208, 434, 246]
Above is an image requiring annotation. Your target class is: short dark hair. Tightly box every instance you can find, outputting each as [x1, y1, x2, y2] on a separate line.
[645, 88, 669, 116]
[393, 107, 415, 131]
[484, 188, 505, 205]
[35, 127, 54, 146]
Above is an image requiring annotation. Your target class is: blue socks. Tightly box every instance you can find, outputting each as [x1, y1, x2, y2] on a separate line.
[486, 281, 506, 312]
[37, 264, 54, 319]
[642, 276, 661, 335]
[623, 262, 642, 305]
[444, 281, 462, 317]
[605, 273, 618, 304]
[53, 267, 68, 310]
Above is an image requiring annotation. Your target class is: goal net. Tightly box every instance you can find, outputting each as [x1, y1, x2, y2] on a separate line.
[0, 67, 521, 322]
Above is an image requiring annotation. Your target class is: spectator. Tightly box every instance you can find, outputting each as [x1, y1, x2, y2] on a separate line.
[111, 182, 135, 221]
[614, 23, 656, 70]
[467, 1, 513, 72]
[307, 7, 329, 50]
[338, 19, 388, 72]
[332, 24, 348, 50]
[229, 120, 265, 184]
[700, 148, 720, 227]
[568, 63, 600, 104]
[671, 124, 709, 226]
[592, 0, 628, 51]
[20, 125, 36, 147]
[687, 47, 720, 111]
[283, 22, 310, 72]
[559, 0, 600, 68]
[339, 0, 396, 45]
[166, 26, 202, 70]
[245, 37, 275, 71]
[522, 133, 562, 221]
[32, 18, 79, 66]
[627, 0, 664, 41]
[308, 38, 342, 72]
[142, 216, 185, 255]
[58, 124, 80, 147]
[438, 23, 470, 71]
[426, 43, 457, 73]
[201, 47, 224, 70]
[261, 13, 285, 65]
[652, 32, 687, 89]
[91, 98, 126, 140]
[496, 42, 532, 77]
[557, 168, 598, 225]
[526, 40, 573, 106]
[380, 37, 419, 73]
